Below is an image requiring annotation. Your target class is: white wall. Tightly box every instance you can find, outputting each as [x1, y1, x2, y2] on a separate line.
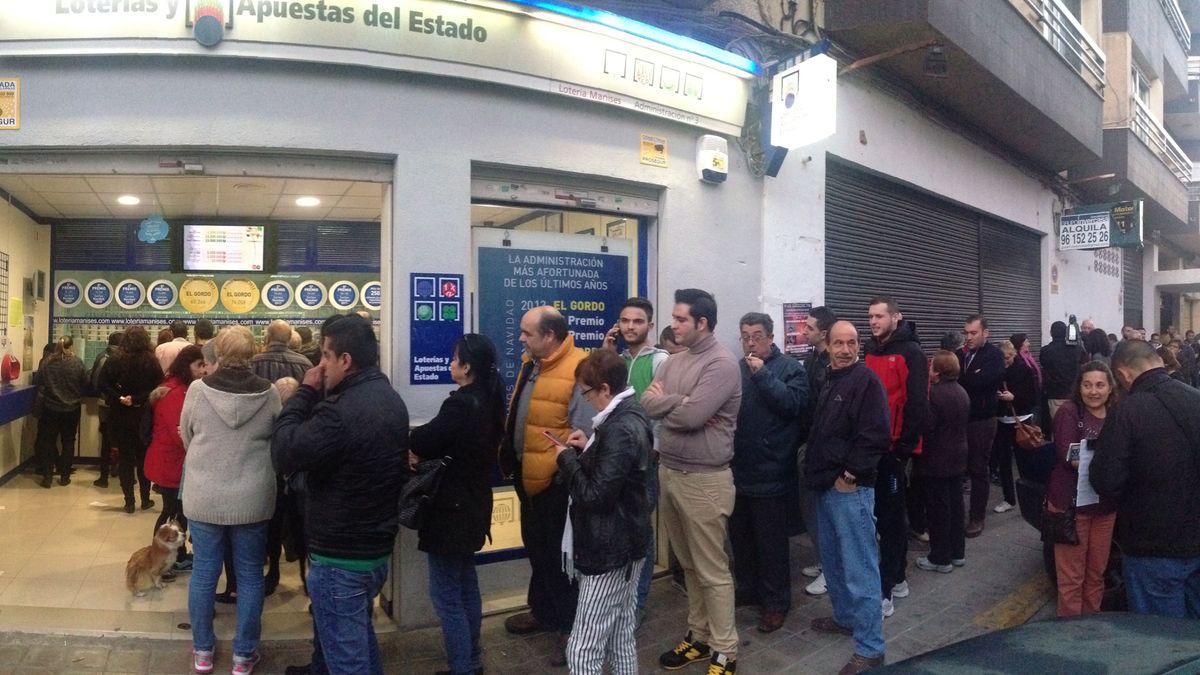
[0, 55, 763, 628]
[0, 200, 51, 476]
[762, 76, 1069, 342]
[1049, 248, 1125, 336]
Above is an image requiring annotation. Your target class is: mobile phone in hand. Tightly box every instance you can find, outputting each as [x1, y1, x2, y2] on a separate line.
[1068, 443, 1081, 462]
[543, 430, 567, 448]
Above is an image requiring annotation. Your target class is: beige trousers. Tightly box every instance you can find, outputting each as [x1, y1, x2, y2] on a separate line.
[659, 465, 738, 657]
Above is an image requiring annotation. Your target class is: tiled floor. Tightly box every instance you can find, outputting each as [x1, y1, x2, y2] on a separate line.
[0, 466, 318, 639]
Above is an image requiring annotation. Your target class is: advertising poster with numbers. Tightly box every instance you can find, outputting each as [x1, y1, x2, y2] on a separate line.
[1059, 200, 1143, 251]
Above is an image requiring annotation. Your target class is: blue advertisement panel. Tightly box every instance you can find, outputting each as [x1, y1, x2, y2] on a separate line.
[410, 272, 464, 385]
[477, 246, 629, 397]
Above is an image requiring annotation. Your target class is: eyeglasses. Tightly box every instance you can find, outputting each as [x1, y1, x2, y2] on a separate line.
[740, 334, 770, 343]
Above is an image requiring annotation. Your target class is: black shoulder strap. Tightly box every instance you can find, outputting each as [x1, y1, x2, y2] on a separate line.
[1149, 382, 1200, 454]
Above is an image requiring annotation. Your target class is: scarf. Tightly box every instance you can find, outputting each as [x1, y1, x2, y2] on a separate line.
[561, 387, 636, 579]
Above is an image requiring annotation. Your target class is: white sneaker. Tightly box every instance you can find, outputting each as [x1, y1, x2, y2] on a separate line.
[801, 564, 822, 579]
[882, 597, 895, 618]
[805, 572, 827, 596]
[915, 556, 954, 574]
[951, 558, 967, 567]
[891, 580, 909, 598]
[193, 650, 214, 675]
[993, 501, 1016, 514]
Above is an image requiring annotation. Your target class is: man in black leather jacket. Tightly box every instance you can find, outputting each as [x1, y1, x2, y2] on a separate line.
[273, 314, 408, 675]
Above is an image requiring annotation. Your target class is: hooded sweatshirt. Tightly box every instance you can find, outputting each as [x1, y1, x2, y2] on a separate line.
[864, 320, 928, 457]
[180, 366, 280, 525]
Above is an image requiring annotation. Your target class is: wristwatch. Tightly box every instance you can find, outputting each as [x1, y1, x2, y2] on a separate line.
[840, 471, 858, 485]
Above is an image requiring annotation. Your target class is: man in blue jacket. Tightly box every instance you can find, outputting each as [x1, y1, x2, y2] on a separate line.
[272, 314, 409, 675]
[730, 312, 807, 634]
[806, 321, 890, 674]
[957, 314, 1006, 538]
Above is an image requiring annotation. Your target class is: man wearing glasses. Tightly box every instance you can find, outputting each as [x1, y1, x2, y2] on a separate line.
[642, 288, 742, 675]
[729, 312, 807, 634]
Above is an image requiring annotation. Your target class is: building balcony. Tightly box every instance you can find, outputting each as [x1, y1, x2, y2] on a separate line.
[1071, 96, 1191, 235]
[1103, 0, 1189, 105]
[824, 0, 1104, 173]
[1164, 56, 1200, 142]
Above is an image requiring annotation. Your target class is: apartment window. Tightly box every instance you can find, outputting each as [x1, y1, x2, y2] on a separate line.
[1132, 63, 1151, 107]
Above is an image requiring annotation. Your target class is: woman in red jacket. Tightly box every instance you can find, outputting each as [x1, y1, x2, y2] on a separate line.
[145, 345, 205, 557]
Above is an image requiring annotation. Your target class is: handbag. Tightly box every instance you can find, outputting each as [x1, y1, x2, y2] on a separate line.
[1009, 403, 1044, 450]
[398, 456, 450, 531]
[1040, 499, 1079, 545]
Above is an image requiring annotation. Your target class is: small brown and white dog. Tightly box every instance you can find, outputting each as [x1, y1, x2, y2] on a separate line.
[125, 521, 184, 596]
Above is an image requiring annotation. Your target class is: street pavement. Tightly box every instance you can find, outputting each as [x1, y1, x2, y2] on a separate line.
[0, 484, 1054, 674]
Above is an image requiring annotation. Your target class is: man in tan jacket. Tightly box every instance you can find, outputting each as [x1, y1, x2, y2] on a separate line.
[642, 288, 742, 675]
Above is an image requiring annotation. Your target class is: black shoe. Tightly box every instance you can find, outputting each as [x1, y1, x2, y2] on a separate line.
[283, 666, 311, 675]
[659, 632, 711, 670]
[215, 591, 238, 604]
[58, 476, 71, 486]
[141, 499, 155, 510]
[39, 476, 52, 489]
[93, 478, 109, 488]
[124, 502, 135, 514]
[161, 571, 177, 582]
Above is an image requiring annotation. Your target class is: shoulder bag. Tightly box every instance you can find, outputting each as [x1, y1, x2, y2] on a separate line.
[1009, 402, 1044, 450]
[1041, 497, 1079, 545]
[398, 456, 451, 530]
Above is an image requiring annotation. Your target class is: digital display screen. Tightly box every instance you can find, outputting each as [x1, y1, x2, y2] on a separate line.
[183, 225, 265, 272]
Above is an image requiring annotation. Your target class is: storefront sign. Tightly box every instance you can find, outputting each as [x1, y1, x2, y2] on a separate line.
[0, 1, 753, 134]
[0, 78, 19, 130]
[53, 271, 380, 329]
[770, 47, 836, 150]
[115, 278, 146, 310]
[147, 279, 178, 309]
[55, 278, 82, 308]
[329, 280, 360, 311]
[85, 279, 114, 309]
[410, 272, 463, 385]
[220, 278, 260, 314]
[782, 301, 811, 359]
[1059, 200, 1143, 251]
[477, 246, 628, 397]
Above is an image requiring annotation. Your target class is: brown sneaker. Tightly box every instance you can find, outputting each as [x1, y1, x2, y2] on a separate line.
[757, 611, 786, 633]
[504, 611, 545, 635]
[810, 616, 853, 636]
[838, 653, 884, 674]
[965, 520, 985, 538]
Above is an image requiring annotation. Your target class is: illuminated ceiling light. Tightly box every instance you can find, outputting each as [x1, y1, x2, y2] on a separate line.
[117, 195, 141, 206]
[507, 0, 760, 75]
[295, 196, 321, 207]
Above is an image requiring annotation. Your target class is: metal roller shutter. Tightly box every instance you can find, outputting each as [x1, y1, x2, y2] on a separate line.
[825, 160, 981, 354]
[980, 219, 1042, 355]
[1123, 247, 1144, 329]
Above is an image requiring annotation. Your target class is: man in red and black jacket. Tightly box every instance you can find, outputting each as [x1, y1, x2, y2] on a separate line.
[865, 297, 928, 616]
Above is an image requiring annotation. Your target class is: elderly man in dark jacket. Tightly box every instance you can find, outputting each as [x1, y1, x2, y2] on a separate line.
[730, 312, 808, 634]
[806, 321, 890, 674]
[1091, 339, 1200, 619]
[272, 315, 408, 675]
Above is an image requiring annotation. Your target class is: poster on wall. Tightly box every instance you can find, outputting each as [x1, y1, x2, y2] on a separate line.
[477, 245, 629, 398]
[782, 301, 812, 359]
[410, 272, 464, 385]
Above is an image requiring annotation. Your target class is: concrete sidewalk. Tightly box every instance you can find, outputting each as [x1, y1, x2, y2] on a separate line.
[0, 488, 1054, 674]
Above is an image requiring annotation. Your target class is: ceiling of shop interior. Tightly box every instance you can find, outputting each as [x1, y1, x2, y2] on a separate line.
[470, 204, 549, 228]
[0, 175, 383, 222]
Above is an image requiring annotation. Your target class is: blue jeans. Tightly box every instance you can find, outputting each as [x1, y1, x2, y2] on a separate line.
[188, 520, 269, 658]
[817, 486, 884, 659]
[636, 460, 658, 612]
[308, 557, 388, 675]
[1124, 554, 1200, 619]
[428, 553, 482, 675]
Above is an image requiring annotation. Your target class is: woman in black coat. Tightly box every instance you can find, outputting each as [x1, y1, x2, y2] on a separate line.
[557, 348, 652, 674]
[98, 326, 164, 513]
[992, 338, 1039, 515]
[410, 334, 504, 675]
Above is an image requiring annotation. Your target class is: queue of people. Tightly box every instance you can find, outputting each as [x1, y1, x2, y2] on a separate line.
[24, 300, 1200, 675]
